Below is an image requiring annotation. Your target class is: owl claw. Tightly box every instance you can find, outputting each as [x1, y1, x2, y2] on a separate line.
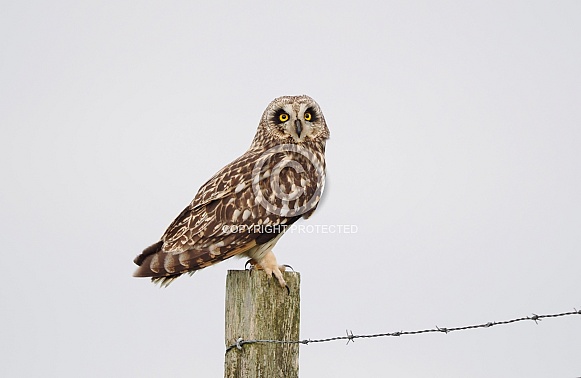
[245, 259, 257, 270]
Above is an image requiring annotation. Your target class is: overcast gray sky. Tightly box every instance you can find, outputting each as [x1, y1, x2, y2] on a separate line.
[2, 1, 581, 377]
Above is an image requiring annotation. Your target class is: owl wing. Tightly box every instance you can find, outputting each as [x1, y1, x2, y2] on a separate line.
[132, 149, 306, 284]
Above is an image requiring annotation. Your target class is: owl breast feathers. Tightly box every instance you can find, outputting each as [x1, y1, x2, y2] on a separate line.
[133, 95, 330, 287]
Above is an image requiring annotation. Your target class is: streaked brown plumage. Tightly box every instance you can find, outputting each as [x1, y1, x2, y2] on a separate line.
[133, 95, 330, 287]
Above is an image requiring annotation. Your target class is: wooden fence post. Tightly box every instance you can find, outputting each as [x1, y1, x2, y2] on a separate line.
[224, 270, 300, 378]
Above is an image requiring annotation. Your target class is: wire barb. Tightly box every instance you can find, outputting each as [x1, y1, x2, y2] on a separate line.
[436, 326, 449, 334]
[225, 307, 581, 353]
[345, 330, 355, 345]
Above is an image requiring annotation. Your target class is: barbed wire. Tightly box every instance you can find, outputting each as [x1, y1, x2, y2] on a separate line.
[226, 308, 581, 353]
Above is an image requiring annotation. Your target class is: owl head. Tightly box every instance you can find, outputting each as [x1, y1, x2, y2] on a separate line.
[254, 95, 330, 146]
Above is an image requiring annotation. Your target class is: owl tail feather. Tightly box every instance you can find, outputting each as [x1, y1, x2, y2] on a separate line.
[133, 241, 179, 286]
[133, 241, 163, 267]
[133, 241, 198, 287]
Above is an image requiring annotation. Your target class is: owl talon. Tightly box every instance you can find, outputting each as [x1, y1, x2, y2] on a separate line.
[283, 264, 294, 272]
[245, 259, 257, 270]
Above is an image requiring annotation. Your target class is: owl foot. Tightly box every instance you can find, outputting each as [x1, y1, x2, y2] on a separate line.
[245, 252, 290, 294]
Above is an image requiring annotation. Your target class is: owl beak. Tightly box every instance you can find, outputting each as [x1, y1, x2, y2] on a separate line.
[295, 119, 303, 137]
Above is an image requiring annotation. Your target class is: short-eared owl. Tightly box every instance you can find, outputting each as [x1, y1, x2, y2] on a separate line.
[133, 95, 330, 288]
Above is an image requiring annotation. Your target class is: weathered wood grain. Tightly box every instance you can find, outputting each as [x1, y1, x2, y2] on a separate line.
[224, 270, 300, 378]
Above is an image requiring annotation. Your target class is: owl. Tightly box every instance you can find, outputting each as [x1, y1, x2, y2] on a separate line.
[133, 95, 330, 289]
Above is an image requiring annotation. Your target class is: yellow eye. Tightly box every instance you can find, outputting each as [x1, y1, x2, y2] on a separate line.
[279, 113, 289, 122]
[304, 112, 312, 121]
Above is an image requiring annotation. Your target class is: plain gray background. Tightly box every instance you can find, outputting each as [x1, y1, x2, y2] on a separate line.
[2, 1, 580, 377]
